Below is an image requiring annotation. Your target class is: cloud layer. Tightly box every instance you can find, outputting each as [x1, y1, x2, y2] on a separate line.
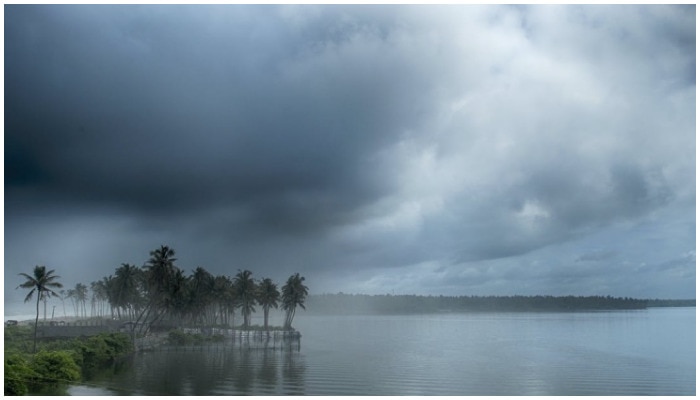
[5, 5, 695, 315]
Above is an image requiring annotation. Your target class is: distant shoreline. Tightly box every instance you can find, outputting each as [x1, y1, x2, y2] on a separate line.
[6, 296, 695, 322]
[304, 294, 696, 315]
[3, 315, 88, 324]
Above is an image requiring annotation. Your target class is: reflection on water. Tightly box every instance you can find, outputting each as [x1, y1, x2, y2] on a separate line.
[282, 347, 306, 395]
[72, 308, 695, 396]
[71, 345, 306, 396]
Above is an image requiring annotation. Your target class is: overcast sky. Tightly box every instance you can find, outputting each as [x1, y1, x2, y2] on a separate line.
[4, 5, 696, 317]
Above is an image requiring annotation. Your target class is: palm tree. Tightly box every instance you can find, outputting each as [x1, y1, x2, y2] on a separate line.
[145, 245, 177, 300]
[93, 279, 111, 317]
[41, 292, 49, 321]
[66, 288, 78, 316]
[74, 283, 89, 318]
[97, 276, 117, 319]
[17, 266, 63, 353]
[136, 245, 182, 335]
[257, 278, 280, 331]
[214, 275, 238, 328]
[59, 289, 68, 318]
[281, 273, 308, 330]
[189, 267, 214, 326]
[90, 281, 99, 317]
[102, 276, 117, 319]
[162, 268, 190, 326]
[233, 270, 257, 329]
[112, 263, 143, 320]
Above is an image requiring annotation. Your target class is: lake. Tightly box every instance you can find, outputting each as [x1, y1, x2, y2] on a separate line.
[69, 307, 695, 396]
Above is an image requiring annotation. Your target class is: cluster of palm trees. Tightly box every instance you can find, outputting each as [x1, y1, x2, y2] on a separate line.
[18, 246, 309, 346]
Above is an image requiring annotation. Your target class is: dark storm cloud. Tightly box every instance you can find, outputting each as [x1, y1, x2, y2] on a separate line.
[5, 5, 695, 314]
[6, 5, 421, 228]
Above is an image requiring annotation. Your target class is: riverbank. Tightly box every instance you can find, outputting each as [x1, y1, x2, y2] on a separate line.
[304, 294, 695, 315]
[4, 322, 303, 395]
[4, 326, 133, 395]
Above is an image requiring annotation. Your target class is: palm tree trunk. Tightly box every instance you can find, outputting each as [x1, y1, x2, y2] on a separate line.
[264, 306, 269, 331]
[33, 294, 40, 353]
[285, 307, 296, 330]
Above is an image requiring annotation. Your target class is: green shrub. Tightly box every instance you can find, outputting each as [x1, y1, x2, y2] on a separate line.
[4, 353, 34, 396]
[79, 333, 132, 374]
[80, 336, 111, 372]
[4, 330, 134, 394]
[39, 338, 83, 354]
[29, 350, 81, 386]
[100, 332, 132, 356]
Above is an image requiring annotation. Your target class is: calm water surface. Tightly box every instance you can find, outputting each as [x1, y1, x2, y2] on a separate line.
[70, 307, 695, 395]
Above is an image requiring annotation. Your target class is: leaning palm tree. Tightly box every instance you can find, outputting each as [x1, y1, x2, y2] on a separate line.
[233, 270, 257, 329]
[17, 265, 63, 353]
[281, 273, 308, 330]
[257, 278, 280, 331]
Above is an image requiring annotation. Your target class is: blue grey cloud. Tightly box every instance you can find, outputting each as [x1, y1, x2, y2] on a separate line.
[5, 5, 695, 316]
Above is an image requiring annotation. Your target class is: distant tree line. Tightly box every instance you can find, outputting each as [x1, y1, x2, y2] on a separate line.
[17, 245, 309, 347]
[646, 299, 695, 307]
[305, 293, 660, 315]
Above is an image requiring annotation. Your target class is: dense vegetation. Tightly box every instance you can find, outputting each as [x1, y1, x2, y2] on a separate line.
[646, 299, 696, 307]
[16, 245, 309, 340]
[4, 325, 132, 395]
[10, 246, 309, 395]
[98, 246, 308, 336]
[305, 293, 655, 314]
